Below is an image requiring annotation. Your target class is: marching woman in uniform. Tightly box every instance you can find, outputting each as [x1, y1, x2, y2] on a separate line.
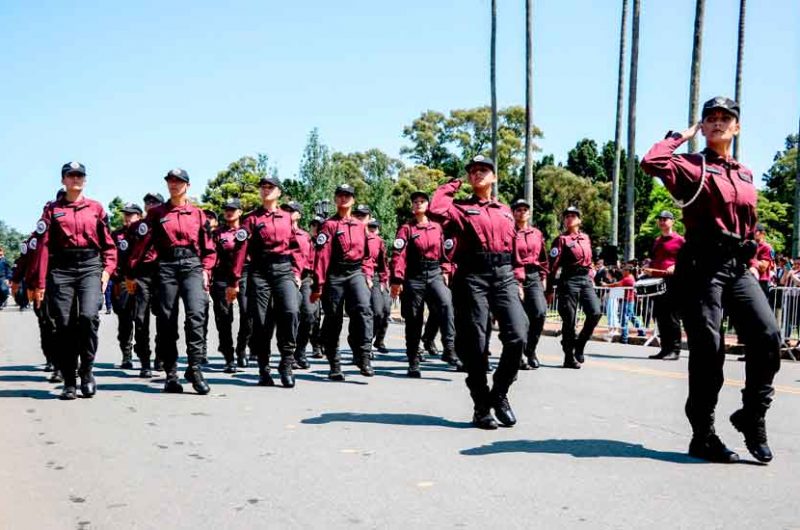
[546, 206, 601, 369]
[310, 184, 375, 381]
[127, 168, 216, 395]
[511, 199, 548, 369]
[27, 162, 117, 400]
[641, 96, 781, 463]
[211, 198, 251, 373]
[391, 191, 461, 377]
[430, 155, 528, 429]
[230, 177, 303, 388]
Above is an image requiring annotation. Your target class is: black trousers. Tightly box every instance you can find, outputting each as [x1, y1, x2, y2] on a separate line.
[522, 272, 547, 356]
[210, 272, 252, 361]
[47, 253, 103, 385]
[654, 277, 682, 354]
[33, 297, 57, 366]
[557, 274, 601, 355]
[677, 245, 781, 435]
[296, 276, 320, 357]
[401, 269, 455, 359]
[133, 272, 155, 364]
[371, 274, 391, 346]
[422, 303, 440, 345]
[112, 285, 134, 358]
[155, 256, 208, 373]
[452, 264, 528, 408]
[248, 261, 299, 372]
[321, 268, 373, 364]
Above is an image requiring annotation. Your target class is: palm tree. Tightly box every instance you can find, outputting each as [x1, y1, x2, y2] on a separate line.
[733, 0, 747, 160]
[688, 0, 706, 153]
[624, 0, 640, 260]
[490, 0, 498, 196]
[523, 0, 535, 210]
[793, 116, 800, 256]
[610, 0, 629, 248]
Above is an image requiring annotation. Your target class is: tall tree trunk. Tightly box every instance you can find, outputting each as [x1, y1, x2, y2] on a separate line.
[688, 0, 705, 153]
[733, 0, 746, 160]
[523, 0, 534, 212]
[610, 0, 629, 248]
[490, 0, 498, 196]
[793, 116, 800, 256]
[624, 0, 640, 261]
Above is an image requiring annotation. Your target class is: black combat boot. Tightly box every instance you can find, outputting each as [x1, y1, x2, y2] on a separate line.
[688, 433, 739, 463]
[472, 408, 498, 430]
[328, 354, 345, 381]
[730, 409, 773, 463]
[441, 347, 464, 371]
[184, 367, 210, 395]
[359, 354, 375, 377]
[163, 369, 183, 393]
[407, 354, 421, 378]
[79, 371, 97, 398]
[490, 391, 517, 427]
[279, 357, 295, 388]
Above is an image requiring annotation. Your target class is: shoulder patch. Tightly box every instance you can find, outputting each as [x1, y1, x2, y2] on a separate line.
[235, 229, 248, 242]
[118, 240, 129, 252]
[443, 239, 454, 250]
[393, 238, 406, 250]
[316, 233, 328, 246]
[28, 238, 38, 251]
[137, 223, 149, 236]
[35, 219, 47, 234]
[19, 241, 27, 255]
[550, 247, 559, 258]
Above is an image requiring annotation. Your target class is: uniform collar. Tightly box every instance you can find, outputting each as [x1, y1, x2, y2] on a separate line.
[702, 148, 741, 169]
[57, 197, 88, 209]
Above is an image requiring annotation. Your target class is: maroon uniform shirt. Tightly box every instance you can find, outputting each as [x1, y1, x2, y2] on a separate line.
[127, 201, 216, 276]
[312, 215, 371, 294]
[429, 179, 523, 278]
[295, 228, 314, 277]
[547, 231, 593, 289]
[641, 136, 758, 239]
[212, 225, 249, 284]
[390, 220, 447, 283]
[649, 232, 685, 276]
[230, 207, 304, 284]
[364, 233, 389, 284]
[28, 197, 117, 289]
[514, 226, 549, 282]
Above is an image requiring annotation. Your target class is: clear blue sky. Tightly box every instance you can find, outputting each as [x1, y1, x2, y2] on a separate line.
[1, 0, 797, 232]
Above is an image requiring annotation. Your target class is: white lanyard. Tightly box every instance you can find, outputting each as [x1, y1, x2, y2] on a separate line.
[673, 153, 706, 209]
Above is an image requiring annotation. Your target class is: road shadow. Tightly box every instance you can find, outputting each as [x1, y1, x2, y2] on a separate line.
[99, 383, 162, 394]
[0, 389, 58, 400]
[584, 353, 666, 362]
[0, 364, 44, 373]
[301, 412, 473, 429]
[460, 439, 702, 464]
[0, 374, 54, 383]
[372, 370, 452, 382]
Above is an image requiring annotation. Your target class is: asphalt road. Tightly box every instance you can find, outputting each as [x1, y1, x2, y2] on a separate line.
[0, 308, 798, 530]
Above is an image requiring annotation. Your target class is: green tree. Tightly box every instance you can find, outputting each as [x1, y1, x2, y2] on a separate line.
[392, 165, 450, 224]
[201, 154, 274, 213]
[601, 140, 654, 236]
[566, 138, 607, 182]
[531, 165, 611, 243]
[688, 0, 706, 153]
[107, 196, 125, 232]
[762, 134, 799, 205]
[756, 191, 789, 255]
[0, 220, 26, 263]
[636, 184, 685, 255]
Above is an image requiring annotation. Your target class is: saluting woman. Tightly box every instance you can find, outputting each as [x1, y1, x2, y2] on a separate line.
[641, 96, 781, 463]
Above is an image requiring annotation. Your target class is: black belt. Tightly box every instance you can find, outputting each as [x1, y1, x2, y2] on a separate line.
[254, 253, 292, 264]
[162, 246, 197, 260]
[331, 260, 362, 274]
[685, 231, 756, 260]
[561, 266, 590, 277]
[53, 248, 99, 260]
[476, 252, 512, 267]
[409, 259, 441, 271]
[524, 264, 541, 273]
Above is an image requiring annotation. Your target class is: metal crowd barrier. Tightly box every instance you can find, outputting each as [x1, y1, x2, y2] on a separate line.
[546, 286, 658, 343]
[545, 283, 800, 354]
